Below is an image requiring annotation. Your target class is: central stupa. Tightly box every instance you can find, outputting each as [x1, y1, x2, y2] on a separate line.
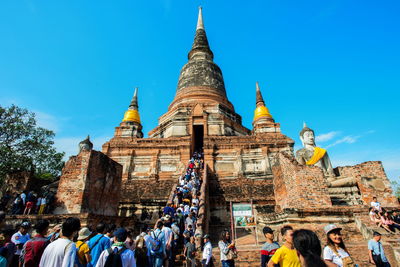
[149, 7, 249, 139]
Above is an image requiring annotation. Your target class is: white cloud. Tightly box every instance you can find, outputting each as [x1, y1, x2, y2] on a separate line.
[326, 135, 360, 148]
[316, 131, 340, 143]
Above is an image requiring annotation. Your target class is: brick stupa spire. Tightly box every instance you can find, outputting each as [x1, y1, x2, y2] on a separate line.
[149, 7, 250, 137]
[172, 7, 228, 106]
[117, 87, 143, 138]
[122, 87, 140, 124]
[253, 82, 273, 122]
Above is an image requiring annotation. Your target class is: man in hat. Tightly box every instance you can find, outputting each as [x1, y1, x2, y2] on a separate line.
[261, 226, 280, 267]
[76, 227, 92, 266]
[202, 234, 213, 267]
[368, 231, 390, 267]
[96, 228, 136, 267]
[11, 221, 31, 263]
[21, 219, 50, 267]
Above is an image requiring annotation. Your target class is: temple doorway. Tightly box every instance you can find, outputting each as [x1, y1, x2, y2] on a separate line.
[192, 125, 204, 153]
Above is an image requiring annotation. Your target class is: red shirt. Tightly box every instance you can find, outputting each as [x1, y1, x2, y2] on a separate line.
[23, 234, 49, 267]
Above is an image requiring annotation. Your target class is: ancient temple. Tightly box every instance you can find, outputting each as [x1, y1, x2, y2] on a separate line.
[51, 8, 400, 265]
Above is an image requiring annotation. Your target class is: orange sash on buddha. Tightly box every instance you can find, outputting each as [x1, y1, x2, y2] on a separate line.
[306, 147, 326, 165]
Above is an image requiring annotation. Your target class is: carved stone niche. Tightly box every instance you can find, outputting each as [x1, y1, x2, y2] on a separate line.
[192, 103, 204, 117]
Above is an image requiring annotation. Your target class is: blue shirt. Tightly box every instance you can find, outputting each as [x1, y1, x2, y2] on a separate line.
[88, 234, 110, 266]
[163, 206, 175, 217]
[368, 239, 388, 263]
[0, 256, 6, 267]
[151, 229, 165, 254]
[143, 234, 155, 257]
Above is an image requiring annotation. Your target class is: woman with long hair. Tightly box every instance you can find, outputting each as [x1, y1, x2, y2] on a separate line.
[292, 229, 327, 267]
[218, 230, 236, 267]
[323, 224, 356, 267]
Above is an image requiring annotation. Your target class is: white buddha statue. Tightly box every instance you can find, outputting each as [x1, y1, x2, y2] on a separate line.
[295, 123, 358, 188]
[295, 123, 335, 177]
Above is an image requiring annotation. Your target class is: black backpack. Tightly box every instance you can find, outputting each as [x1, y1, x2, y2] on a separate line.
[104, 247, 127, 267]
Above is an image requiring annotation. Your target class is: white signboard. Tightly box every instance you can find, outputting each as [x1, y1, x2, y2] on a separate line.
[232, 204, 252, 217]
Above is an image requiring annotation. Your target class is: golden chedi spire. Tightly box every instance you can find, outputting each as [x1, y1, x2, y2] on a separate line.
[122, 87, 141, 124]
[253, 82, 272, 122]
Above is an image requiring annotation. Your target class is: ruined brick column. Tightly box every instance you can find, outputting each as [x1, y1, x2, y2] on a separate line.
[272, 152, 332, 212]
[55, 150, 122, 216]
[337, 161, 398, 208]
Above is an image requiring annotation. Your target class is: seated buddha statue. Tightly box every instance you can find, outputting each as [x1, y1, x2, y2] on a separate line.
[296, 123, 335, 177]
[296, 123, 357, 188]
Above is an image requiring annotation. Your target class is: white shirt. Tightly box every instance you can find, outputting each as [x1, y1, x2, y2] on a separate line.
[161, 226, 173, 246]
[371, 201, 381, 211]
[202, 241, 213, 264]
[184, 205, 190, 215]
[143, 234, 156, 256]
[323, 246, 349, 267]
[186, 217, 194, 228]
[11, 231, 30, 255]
[20, 193, 26, 204]
[39, 238, 76, 267]
[96, 245, 136, 267]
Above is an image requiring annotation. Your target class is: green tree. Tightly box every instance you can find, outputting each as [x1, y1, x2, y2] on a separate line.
[0, 104, 64, 181]
[391, 180, 400, 199]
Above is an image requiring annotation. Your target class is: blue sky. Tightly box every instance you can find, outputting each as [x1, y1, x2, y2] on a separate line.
[1, 1, 399, 181]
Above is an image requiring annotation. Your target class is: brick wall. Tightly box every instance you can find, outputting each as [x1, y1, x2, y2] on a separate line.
[272, 152, 332, 211]
[336, 161, 398, 208]
[55, 150, 122, 216]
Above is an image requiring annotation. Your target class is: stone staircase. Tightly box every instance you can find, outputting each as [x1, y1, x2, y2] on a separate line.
[354, 213, 400, 266]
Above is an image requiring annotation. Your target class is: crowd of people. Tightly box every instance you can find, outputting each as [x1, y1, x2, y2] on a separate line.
[0, 151, 205, 267]
[0, 219, 393, 267]
[369, 197, 400, 234]
[0, 156, 395, 267]
[0, 218, 139, 267]
[0, 190, 55, 216]
[257, 223, 391, 267]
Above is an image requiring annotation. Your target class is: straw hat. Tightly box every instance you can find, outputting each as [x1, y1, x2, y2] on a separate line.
[77, 227, 92, 241]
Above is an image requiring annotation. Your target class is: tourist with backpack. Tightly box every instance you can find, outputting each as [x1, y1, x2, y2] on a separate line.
[141, 226, 156, 267]
[134, 234, 148, 267]
[89, 223, 111, 267]
[150, 221, 165, 267]
[75, 227, 92, 267]
[39, 217, 81, 267]
[96, 228, 136, 267]
[20, 220, 50, 267]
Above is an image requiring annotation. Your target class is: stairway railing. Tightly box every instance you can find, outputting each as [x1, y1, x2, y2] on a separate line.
[195, 164, 209, 249]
